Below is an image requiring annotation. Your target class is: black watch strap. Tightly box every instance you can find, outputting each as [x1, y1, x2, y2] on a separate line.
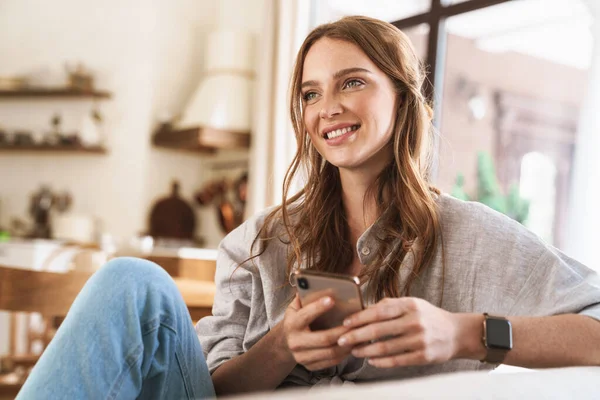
[484, 346, 509, 364]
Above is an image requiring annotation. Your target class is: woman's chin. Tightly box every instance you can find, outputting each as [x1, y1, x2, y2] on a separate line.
[325, 153, 393, 176]
[326, 159, 361, 170]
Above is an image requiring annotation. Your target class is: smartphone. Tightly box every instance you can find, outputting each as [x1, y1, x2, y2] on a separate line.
[293, 270, 364, 331]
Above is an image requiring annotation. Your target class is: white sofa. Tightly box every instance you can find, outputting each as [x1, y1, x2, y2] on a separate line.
[231, 367, 600, 399]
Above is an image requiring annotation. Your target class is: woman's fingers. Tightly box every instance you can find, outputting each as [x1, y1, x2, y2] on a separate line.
[350, 333, 423, 358]
[338, 314, 420, 347]
[287, 325, 349, 351]
[342, 297, 419, 329]
[289, 294, 302, 311]
[283, 294, 358, 371]
[304, 357, 348, 372]
[293, 345, 352, 367]
[336, 297, 459, 368]
[367, 350, 432, 368]
[288, 295, 335, 330]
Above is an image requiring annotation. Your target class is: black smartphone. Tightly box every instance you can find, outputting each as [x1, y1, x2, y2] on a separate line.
[293, 270, 364, 331]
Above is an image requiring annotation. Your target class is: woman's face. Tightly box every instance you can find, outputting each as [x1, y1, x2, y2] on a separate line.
[301, 38, 397, 172]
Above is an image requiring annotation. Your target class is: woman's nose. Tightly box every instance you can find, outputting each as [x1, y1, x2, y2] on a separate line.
[319, 96, 343, 119]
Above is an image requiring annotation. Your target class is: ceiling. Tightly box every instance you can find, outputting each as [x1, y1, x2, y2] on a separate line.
[314, 0, 593, 69]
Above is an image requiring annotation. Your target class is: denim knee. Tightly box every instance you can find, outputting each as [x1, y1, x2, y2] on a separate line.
[91, 257, 177, 298]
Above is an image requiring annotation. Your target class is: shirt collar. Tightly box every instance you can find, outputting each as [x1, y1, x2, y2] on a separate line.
[356, 206, 400, 265]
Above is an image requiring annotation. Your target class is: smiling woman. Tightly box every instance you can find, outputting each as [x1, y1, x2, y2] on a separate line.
[274, 16, 439, 298]
[201, 15, 600, 391]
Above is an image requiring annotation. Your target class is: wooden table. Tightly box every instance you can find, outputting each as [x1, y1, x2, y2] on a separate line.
[0, 266, 215, 321]
[174, 278, 215, 321]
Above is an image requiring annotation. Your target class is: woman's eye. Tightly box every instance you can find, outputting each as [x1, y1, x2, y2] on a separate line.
[303, 92, 317, 102]
[343, 79, 364, 89]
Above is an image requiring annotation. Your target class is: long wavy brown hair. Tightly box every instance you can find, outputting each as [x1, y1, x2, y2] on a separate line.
[250, 16, 442, 302]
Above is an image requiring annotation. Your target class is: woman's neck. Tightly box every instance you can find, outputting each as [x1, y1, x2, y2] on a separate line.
[339, 168, 381, 243]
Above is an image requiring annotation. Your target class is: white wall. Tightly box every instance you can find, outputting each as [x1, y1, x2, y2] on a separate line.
[0, 0, 266, 248]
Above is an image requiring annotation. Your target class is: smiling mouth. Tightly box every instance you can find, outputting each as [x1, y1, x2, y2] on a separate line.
[324, 125, 360, 140]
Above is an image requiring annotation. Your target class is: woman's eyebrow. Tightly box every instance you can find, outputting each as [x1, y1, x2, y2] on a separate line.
[301, 80, 319, 89]
[333, 67, 371, 79]
[301, 67, 372, 89]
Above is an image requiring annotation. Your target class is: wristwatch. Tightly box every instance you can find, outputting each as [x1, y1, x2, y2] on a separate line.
[481, 313, 513, 364]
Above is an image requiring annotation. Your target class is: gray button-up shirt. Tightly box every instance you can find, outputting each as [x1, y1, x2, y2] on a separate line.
[196, 194, 600, 387]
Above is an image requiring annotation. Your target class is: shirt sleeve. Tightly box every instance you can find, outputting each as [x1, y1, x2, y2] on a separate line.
[508, 245, 600, 322]
[194, 217, 268, 374]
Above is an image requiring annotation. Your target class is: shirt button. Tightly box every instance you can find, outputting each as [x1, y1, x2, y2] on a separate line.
[361, 247, 371, 256]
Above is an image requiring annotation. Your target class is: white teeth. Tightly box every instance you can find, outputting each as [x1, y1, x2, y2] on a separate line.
[326, 125, 359, 139]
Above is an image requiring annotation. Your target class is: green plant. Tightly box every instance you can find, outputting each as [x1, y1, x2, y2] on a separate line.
[451, 151, 530, 224]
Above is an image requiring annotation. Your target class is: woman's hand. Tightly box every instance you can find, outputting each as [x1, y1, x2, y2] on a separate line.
[282, 295, 352, 371]
[337, 297, 460, 368]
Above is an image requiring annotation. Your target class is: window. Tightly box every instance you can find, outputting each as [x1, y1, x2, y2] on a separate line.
[520, 152, 557, 243]
[394, 0, 591, 248]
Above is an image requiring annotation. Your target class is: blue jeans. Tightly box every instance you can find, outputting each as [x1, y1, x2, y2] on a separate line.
[17, 257, 216, 399]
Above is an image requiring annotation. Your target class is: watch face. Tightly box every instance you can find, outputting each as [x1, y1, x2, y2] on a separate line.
[486, 318, 513, 350]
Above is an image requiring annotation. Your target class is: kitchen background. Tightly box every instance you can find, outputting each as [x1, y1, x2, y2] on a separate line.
[0, 0, 266, 250]
[2, 0, 598, 256]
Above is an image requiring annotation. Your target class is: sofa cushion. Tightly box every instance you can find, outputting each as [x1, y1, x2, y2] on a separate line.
[231, 367, 600, 399]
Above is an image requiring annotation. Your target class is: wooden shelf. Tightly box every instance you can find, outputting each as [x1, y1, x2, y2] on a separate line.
[0, 144, 107, 154]
[0, 88, 112, 99]
[152, 126, 250, 153]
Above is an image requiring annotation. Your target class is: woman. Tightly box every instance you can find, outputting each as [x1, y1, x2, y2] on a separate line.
[18, 16, 600, 400]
